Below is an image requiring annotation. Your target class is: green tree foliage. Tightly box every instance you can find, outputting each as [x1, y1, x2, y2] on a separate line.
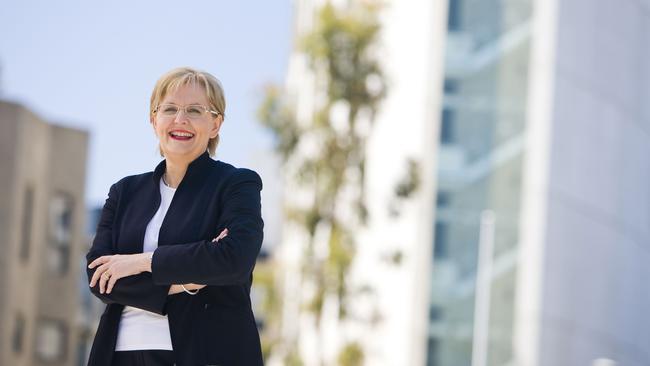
[337, 342, 364, 366]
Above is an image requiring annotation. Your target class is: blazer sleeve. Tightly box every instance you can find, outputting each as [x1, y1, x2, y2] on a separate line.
[86, 181, 171, 315]
[151, 168, 264, 286]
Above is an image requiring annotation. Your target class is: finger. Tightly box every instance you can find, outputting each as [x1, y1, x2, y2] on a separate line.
[88, 256, 108, 269]
[99, 270, 110, 294]
[90, 272, 98, 287]
[90, 263, 110, 287]
[106, 274, 119, 294]
[213, 228, 229, 242]
[90, 266, 104, 287]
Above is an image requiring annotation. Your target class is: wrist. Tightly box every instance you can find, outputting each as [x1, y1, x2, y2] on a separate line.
[142, 252, 153, 272]
[181, 284, 200, 295]
[168, 285, 182, 295]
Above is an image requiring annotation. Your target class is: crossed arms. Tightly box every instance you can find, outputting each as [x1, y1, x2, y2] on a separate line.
[86, 169, 264, 315]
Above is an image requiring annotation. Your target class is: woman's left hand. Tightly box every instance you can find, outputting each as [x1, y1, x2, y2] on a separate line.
[88, 253, 149, 294]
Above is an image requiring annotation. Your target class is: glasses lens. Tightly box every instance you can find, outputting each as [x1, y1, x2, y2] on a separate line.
[160, 104, 179, 116]
[186, 105, 204, 118]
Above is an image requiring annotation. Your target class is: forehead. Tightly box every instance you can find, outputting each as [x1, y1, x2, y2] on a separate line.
[161, 82, 209, 105]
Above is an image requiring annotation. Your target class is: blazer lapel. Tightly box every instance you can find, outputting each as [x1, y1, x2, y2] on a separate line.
[156, 151, 215, 247]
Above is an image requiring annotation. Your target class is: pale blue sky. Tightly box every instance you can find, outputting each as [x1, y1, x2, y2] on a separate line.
[0, 1, 292, 218]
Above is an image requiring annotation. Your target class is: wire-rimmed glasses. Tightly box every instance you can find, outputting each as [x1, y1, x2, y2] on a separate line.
[154, 103, 220, 120]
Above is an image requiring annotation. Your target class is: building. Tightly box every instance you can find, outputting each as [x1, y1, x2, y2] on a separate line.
[429, 0, 650, 365]
[0, 101, 89, 366]
[273, 0, 650, 365]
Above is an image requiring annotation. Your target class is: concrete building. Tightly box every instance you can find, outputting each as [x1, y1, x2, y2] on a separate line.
[273, 0, 650, 365]
[0, 101, 89, 366]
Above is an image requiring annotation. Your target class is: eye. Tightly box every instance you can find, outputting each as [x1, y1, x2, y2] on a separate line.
[161, 105, 179, 114]
[187, 106, 203, 117]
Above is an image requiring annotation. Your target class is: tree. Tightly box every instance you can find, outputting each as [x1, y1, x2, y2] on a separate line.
[257, 1, 386, 364]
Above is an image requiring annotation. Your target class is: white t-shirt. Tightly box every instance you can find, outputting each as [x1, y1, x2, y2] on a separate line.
[114, 177, 176, 351]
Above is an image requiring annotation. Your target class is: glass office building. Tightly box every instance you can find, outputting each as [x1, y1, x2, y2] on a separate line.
[281, 0, 649, 364]
[428, 0, 532, 365]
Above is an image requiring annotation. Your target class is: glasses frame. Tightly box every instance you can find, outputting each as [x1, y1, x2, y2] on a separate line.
[154, 103, 221, 119]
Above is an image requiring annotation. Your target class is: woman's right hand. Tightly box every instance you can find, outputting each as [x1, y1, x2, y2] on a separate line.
[212, 228, 228, 243]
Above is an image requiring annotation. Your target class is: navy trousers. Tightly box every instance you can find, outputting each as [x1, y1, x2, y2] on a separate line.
[111, 350, 175, 366]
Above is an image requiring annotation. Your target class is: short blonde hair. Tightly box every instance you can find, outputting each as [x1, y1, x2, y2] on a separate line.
[150, 67, 226, 157]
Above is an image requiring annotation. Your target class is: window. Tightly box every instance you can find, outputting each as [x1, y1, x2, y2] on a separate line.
[20, 187, 34, 261]
[440, 109, 455, 145]
[436, 191, 451, 208]
[35, 319, 68, 362]
[433, 222, 449, 259]
[447, 0, 462, 31]
[48, 193, 74, 275]
[443, 78, 459, 94]
[426, 336, 440, 366]
[429, 305, 443, 322]
[12, 313, 25, 354]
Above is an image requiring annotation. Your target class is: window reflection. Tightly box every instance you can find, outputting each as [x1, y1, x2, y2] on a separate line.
[427, 0, 532, 365]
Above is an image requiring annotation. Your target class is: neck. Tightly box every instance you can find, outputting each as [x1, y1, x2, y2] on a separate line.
[160, 150, 208, 188]
[163, 157, 190, 189]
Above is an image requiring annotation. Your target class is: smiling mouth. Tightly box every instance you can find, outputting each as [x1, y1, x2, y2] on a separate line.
[169, 131, 195, 141]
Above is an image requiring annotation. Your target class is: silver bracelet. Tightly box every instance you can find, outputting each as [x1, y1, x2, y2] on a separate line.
[181, 284, 199, 295]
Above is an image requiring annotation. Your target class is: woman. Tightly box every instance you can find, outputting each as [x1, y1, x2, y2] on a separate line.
[86, 67, 264, 366]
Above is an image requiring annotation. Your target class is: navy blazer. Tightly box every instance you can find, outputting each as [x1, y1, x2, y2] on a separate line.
[86, 151, 264, 366]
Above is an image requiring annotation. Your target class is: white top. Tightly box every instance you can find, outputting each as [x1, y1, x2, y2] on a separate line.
[114, 177, 176, 351]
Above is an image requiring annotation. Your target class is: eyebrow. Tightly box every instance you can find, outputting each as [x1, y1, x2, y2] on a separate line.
[162, 102, 205, 105]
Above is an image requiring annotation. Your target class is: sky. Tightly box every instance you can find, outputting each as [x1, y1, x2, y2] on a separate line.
[0, 0, 291, 244]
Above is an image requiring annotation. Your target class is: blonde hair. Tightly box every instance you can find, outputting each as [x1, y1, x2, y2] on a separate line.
[150, 67, 226, 157]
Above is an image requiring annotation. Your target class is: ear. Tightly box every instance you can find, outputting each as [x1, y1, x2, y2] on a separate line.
[209, 115, 223, 139]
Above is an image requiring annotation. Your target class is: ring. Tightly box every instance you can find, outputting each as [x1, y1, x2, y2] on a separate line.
[103, 272, 111, 279]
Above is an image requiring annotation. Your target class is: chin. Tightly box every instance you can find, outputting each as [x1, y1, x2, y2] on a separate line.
[163, 147, 201, 158]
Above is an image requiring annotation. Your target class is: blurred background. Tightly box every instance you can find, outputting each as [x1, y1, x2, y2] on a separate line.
[0, 0, 647, 366]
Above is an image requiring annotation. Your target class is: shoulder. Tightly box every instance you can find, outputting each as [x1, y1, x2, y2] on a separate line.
[106, 171, 154, 197]
[214, 160, 263, 191]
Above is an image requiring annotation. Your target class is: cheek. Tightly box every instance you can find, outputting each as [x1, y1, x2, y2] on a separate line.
[153, 121, 168, 138]
[196, 125, 213, 139]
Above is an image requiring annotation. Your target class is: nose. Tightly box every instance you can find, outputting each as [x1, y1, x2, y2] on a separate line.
[173, 109, 189, 123]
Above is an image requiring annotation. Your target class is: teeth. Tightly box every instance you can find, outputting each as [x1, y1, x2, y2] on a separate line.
[170, 131, 194, 137]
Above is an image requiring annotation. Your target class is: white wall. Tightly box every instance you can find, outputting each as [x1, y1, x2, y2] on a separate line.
[356, 1, 445, 365]
[534, 0, 650, 364]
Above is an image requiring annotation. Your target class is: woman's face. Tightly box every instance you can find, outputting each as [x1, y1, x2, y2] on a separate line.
[151, 83, 222, 161]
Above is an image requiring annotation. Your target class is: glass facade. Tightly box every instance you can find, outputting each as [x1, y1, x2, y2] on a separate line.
[427, 0, 532, 365]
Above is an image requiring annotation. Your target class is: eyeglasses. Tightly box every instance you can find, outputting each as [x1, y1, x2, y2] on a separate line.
[154, 103, 220, 120]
